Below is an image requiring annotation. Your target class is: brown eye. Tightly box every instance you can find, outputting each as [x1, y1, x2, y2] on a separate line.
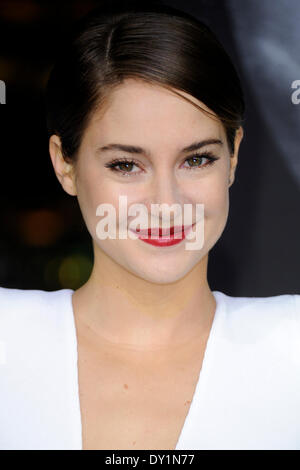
[118, 161, 134, 172]
[183, 152, 218, 170]
[186, 156, 204, 167]
[104, 159, 140, 175]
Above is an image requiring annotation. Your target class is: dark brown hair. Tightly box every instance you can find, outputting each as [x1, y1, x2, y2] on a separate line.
[45, 0, 245, 162]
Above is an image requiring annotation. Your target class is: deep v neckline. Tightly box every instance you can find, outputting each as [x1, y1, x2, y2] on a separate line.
[65, 289, 224, 450]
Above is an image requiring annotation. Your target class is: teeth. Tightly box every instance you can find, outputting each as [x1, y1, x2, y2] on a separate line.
[135, 226, 186, 236]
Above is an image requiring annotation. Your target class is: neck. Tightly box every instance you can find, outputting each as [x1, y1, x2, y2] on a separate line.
[72, 247, 216, 353]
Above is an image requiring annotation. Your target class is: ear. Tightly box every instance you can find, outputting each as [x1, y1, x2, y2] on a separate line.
[49, 135, 77, 196]
[228, 126, 244, 187]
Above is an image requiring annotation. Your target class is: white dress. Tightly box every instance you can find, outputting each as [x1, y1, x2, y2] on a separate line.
[0, 286, 299, 450]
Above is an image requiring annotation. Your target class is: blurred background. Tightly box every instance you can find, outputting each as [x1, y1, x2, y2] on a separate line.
[0, 0, 299, 296]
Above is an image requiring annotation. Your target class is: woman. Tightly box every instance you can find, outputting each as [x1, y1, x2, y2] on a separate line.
[0, 1, 299, 450]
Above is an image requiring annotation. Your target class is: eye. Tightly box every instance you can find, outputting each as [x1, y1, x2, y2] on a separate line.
[104, 151, 219, 176]
[182, 152, 219, 170]
[104, 158, 141, 176]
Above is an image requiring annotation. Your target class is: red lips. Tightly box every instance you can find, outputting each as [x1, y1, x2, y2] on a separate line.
[129, 224, 195, 247]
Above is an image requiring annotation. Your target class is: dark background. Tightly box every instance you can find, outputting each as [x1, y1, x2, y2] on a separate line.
[0, 0, 299, 296]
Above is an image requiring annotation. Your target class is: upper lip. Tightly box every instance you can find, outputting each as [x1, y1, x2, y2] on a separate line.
[132, 224, 194, 236]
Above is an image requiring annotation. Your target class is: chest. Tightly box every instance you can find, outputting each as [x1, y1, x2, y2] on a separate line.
[76, 338, 206, 450]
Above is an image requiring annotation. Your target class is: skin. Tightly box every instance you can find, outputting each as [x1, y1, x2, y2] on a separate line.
[49, 78, 243, 362]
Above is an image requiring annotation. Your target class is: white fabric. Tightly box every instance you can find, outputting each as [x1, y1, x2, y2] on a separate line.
[0, 286, 299, 450]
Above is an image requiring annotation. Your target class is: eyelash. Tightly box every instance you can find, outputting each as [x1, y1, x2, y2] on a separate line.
[104, 152, 219, 176]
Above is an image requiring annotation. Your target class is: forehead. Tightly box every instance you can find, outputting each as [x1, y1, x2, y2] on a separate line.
[86, 78, 225, 148]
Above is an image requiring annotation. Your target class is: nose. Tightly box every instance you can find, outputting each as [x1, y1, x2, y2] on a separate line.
[148, 171, 183, 224]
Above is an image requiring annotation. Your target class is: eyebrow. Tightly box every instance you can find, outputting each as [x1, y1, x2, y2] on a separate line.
[96, 138, 223, 156]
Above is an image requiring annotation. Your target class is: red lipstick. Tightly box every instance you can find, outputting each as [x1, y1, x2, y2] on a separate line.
[131, 224, 194, 247]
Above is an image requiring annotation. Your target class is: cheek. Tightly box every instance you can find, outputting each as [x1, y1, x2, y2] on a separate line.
[75, 166, 109, 238]
[192, 173, 229, 246]
[190, 171, 229, 218]
[204, 180, 230, 245]
[207, 184, 229, 215]
[76, 167, 136, 243]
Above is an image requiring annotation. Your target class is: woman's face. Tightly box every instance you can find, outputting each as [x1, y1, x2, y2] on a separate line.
[50, 78, 243, 284]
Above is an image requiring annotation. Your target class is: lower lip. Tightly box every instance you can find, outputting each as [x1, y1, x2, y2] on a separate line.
[133, 225, 195, 247]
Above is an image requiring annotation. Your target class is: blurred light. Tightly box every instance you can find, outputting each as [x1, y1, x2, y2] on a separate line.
[0, 1, 43, 23]
[43, 256, 62, 289]
[58, 254, 92, 289]
[17, 208, 66, 246]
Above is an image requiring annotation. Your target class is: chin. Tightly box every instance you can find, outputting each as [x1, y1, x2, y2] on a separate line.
[127, 257, 203, 285]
